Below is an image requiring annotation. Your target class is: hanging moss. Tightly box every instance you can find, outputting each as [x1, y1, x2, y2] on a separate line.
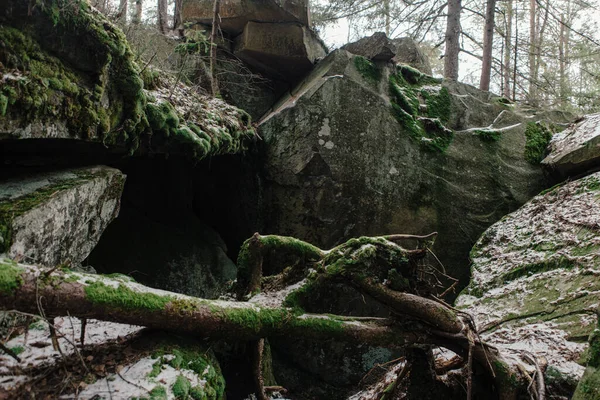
[524, 122, 553, 164]
[388, 69, 454, 153]
[424, 86, 452, 124]
[354, 56, 382, 83]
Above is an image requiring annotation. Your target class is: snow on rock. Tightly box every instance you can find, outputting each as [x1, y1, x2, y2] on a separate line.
[543, 112, 600, 174]
[0, 317, 143, 390]
[456, 172, 600, 382]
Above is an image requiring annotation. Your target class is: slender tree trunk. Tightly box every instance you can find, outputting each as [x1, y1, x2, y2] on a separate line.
[559, 0, 572, 106]
[384, 0, 391, 37]
[528, 0, 537, 106]
[480, 0, 497, 91]
[503, 0, 513, 99]
[118, 0, 128, 25]
[210, 0, 221, 96]
[444, 0, 462, 80]
[133, 0, 143, 24]
[513, 0, 519, 101]
[157, 0, 168, 33]
[173, 0, 184, 34]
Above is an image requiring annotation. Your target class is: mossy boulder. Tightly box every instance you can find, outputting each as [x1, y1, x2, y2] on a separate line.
[258, 48, 563, 289]
[456, 173, 600, 392]
[0, 166, 124, 266]
[0, 0, 255, 161]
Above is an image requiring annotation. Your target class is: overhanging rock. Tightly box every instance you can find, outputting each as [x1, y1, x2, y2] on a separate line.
[182, 0, 310, 35]
[234, 21, 326, 82]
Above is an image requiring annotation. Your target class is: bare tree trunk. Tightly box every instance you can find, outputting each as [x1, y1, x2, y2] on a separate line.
[134, 0, 143, 24]
[117, 0, 128, 25]
[559, 0, 572, 106]
[173, 0, 184, 35]
[479, 0, 497, 91]
[513, 0, 519, 101]
[503, 0, 513, 98]
[157, 0, 168, 34]
[210, 0, 221, 96]
[384, 0, 391, 37]
[444, 0, 462, 80]
[528, 0, 538, 106]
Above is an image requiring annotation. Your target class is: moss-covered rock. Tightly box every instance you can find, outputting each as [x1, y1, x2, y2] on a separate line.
[456, 173, 600, 393]
[0, 166, 124, 266]
[258, 48, 563, 289]
[0, 0, 255, 161]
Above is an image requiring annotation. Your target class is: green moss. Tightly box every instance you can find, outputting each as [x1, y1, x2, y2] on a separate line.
[9, 345, 24, 355]
[149, 386, 168, 400]
[388, 70, 453, 152]
[354, 56, 382, 83]
[473, 129, 502, 142]
[0, 260, 23, 295]
[500, 257, 574, 284]
[0, 95, 8, 117]
[0, 171, 117, 253]
[423, 87, 451, 124]
[524, 122, 553, 164]
[84, 281, 172, 311]
[397, 65, 441, 86]
[149, 360, 162, 378]
[172, 375, 191, 399]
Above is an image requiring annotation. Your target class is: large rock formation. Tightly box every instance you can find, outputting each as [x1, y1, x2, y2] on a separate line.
[234, 21, 326, 82]
[0, 166, 124, 266]
[182, 0, 310, 35]
[258, 49, 564, 288]
[457, 173, 600, 389]
[0, 0, 255, 161]
[182, 0, 326, 85]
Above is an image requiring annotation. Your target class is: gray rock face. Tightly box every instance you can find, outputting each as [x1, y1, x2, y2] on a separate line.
[0, 166, 124, 266]
[392, 37, 433, 75]
[258, 49, 552, 288]
[341, 32, 397, 61]
[341, 33, 433, 74]
[182, 0, 310, 35]
[543, 112, 600, 176]
[456, 173, 600, 384]
[234, 21, 327, 82]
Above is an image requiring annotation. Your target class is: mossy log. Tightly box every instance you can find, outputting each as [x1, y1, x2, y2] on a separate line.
[0, 232, 529, 399]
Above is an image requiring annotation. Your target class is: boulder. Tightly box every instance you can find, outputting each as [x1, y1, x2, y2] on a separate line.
[0, 0, 255, 162]
[182, 0, 310, 35]
[0, 166, 124, 267]
[341, 32, 397, 61]
[233, 21, 327, 82]
[392, 37, 433, 75]
[543, 112, 600, 176]
[341, 33, 433, 74]
[258, 49, 554, 288]
[456, 173, 600, 388]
